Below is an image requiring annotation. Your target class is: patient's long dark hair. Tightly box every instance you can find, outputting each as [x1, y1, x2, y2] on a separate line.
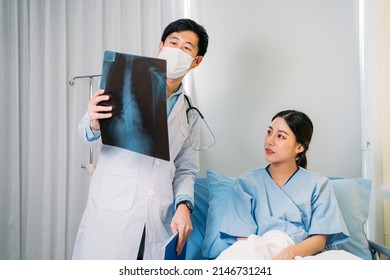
[272, 110, 313, 169]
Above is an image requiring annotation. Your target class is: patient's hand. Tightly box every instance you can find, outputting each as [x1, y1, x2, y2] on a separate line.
[272, 246, 295, 260]
[272, 235, 326, 260]
[170, 205, 193, 255]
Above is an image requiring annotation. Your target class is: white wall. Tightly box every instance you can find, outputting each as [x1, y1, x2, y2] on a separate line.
[190, 0, 362, 178]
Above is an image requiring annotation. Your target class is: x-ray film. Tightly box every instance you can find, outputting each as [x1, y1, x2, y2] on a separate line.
[99, 50, 169, 161]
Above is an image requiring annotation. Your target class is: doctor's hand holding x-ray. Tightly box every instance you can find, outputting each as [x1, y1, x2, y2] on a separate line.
[73, 19, 208, 260]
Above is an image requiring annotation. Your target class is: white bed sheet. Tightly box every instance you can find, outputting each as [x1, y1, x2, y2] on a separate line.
[216, 231, 362, 260]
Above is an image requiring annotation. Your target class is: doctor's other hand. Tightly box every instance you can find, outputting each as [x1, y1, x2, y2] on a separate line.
[170, 205, 193, 256]
[88, 89, 113, 131]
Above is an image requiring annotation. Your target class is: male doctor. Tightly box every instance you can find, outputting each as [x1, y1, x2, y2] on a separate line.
[72, 18, 209, 260]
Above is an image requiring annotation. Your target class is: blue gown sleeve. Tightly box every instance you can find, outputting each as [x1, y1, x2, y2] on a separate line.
[309, 179, 349, 246]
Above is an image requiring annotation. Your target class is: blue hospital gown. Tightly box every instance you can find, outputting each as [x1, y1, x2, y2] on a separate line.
[220, 167, 349, 247]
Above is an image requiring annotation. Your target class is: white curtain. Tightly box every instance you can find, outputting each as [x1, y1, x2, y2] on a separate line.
[0, 0, 187, 260]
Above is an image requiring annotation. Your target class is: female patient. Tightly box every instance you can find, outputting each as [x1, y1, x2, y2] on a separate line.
[218, 110, 349, 260]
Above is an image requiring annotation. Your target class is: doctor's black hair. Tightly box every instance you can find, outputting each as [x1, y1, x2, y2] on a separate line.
[161, 18, 209, 57]
[272, 110, 313, 169]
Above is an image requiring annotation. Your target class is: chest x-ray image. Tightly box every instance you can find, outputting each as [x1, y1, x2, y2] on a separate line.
[99, 51, 169, 161]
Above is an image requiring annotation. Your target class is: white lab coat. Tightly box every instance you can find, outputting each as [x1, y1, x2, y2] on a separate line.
[72, 92, 200, 260]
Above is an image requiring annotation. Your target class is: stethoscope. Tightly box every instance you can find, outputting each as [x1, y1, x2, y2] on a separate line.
[184, 95, 216, 151]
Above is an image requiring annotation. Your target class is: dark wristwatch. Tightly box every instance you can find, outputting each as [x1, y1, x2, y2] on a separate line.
[176, 200, 193, 213]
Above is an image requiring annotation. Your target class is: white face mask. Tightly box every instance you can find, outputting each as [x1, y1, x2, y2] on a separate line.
[158, 47, 195, 79]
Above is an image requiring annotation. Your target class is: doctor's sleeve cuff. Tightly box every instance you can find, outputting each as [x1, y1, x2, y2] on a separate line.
[174, 194, 194, 210]
[85, 125, 101, 142]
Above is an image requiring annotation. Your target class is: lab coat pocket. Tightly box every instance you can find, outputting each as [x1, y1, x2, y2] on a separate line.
[97, 168, 139, 212]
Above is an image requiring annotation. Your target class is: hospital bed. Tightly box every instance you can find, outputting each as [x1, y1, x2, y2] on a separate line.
[186, 170, 390, 260]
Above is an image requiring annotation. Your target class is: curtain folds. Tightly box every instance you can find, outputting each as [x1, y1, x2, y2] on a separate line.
[0, 0, 186, 260]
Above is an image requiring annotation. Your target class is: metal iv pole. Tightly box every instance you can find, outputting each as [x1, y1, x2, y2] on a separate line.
[68, 74, 101, 176]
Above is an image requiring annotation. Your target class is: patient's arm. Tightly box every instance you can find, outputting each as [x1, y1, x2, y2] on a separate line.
[237, 237, 248, 241]
[272, 234, 326, 260]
